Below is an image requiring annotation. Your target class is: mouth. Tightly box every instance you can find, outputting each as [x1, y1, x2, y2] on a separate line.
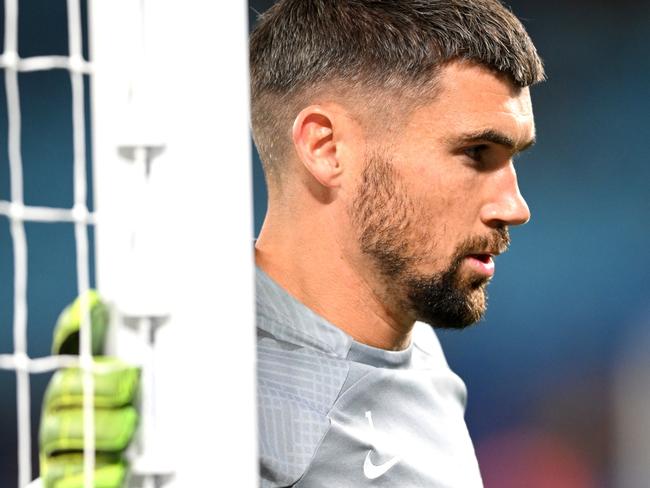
[464, 253, 496, 277]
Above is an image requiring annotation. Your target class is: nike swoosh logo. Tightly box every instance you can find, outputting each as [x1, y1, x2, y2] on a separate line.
[363, 451, 400, 480]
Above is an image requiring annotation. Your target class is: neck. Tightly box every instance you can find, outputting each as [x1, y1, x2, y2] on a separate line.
[255, 205, 414, 351]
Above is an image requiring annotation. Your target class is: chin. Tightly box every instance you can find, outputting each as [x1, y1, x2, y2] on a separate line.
[410, 282, 489, 330]
[429, 307, 486, 330]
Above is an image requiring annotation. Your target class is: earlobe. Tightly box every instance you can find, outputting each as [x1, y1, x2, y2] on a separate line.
[292, 106, 344, 188]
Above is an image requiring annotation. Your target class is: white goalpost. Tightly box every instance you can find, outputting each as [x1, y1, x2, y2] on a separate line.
[1, 0, 256, 486]
[91, 0, 256, 486]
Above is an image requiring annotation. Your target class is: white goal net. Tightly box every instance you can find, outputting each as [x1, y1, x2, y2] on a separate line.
[0, 0, 256, 486]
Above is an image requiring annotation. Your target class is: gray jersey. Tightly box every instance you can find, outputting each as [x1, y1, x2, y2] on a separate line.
[256, 268, 483, 487]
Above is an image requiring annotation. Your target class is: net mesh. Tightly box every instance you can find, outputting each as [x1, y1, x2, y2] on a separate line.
[2, 1, 256, 486]
[0, 0, 96, 486]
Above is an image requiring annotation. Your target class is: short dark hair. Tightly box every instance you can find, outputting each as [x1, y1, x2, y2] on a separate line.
[250, 0, 545, 180]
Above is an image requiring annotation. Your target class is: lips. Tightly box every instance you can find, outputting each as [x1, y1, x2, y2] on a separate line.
[457, 230, 510, 279]
[468, 253, 493, 264]
[464, 253, 496, 276]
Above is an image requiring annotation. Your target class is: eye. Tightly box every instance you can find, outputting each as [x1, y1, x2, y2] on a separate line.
[464, 144, 488, 163]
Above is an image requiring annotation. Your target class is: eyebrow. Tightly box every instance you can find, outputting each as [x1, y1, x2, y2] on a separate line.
[449, 129, 536, 154]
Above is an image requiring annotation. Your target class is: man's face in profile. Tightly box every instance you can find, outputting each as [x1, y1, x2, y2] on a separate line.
[349, 61, 536, 329]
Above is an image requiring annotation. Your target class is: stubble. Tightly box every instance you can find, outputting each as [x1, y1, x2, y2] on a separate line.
[349, 151, 510, 329]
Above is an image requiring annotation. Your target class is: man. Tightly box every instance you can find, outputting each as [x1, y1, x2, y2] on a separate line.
[251, 0, 544, 486]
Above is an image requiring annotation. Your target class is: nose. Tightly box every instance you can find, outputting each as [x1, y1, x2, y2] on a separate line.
[479, 165, 531, 228]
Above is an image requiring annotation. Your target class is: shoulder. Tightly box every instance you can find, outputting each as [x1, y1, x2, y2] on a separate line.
[257, 331, 350, 487]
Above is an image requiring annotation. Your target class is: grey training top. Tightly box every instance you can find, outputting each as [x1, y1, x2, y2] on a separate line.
[256, 267, 483, 487]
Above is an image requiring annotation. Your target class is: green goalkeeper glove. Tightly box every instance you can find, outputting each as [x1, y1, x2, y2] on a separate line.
[39, 291, 140, 488]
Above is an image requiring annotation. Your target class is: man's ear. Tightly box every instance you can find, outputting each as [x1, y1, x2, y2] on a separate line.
[292, 105, 344, 188]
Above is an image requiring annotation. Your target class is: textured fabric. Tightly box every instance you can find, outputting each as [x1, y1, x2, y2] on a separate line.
[256, 268, 483, 487]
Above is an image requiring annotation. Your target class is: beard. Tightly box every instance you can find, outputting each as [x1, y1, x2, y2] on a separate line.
[349, 151, 510, 330]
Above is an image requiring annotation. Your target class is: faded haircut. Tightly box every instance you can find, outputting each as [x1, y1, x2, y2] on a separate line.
[250, 0, 545, 182]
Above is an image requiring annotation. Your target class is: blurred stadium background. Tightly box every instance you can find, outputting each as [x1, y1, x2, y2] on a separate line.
[1, 0, 648, 486]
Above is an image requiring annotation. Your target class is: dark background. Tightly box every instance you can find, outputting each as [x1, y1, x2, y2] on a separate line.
[1, 0, 649, 486]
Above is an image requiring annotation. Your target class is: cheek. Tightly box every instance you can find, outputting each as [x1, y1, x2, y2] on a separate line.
[411, 161, 478, 220]
[407, 168, 484, 259]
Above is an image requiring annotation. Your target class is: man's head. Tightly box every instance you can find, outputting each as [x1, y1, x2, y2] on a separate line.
[250, 0, 544, 180]
[251, 0, 544, 331]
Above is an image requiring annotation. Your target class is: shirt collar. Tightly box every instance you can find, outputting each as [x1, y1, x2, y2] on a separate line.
[256, 266, 352, 357]
[255, 266, 414, 367]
